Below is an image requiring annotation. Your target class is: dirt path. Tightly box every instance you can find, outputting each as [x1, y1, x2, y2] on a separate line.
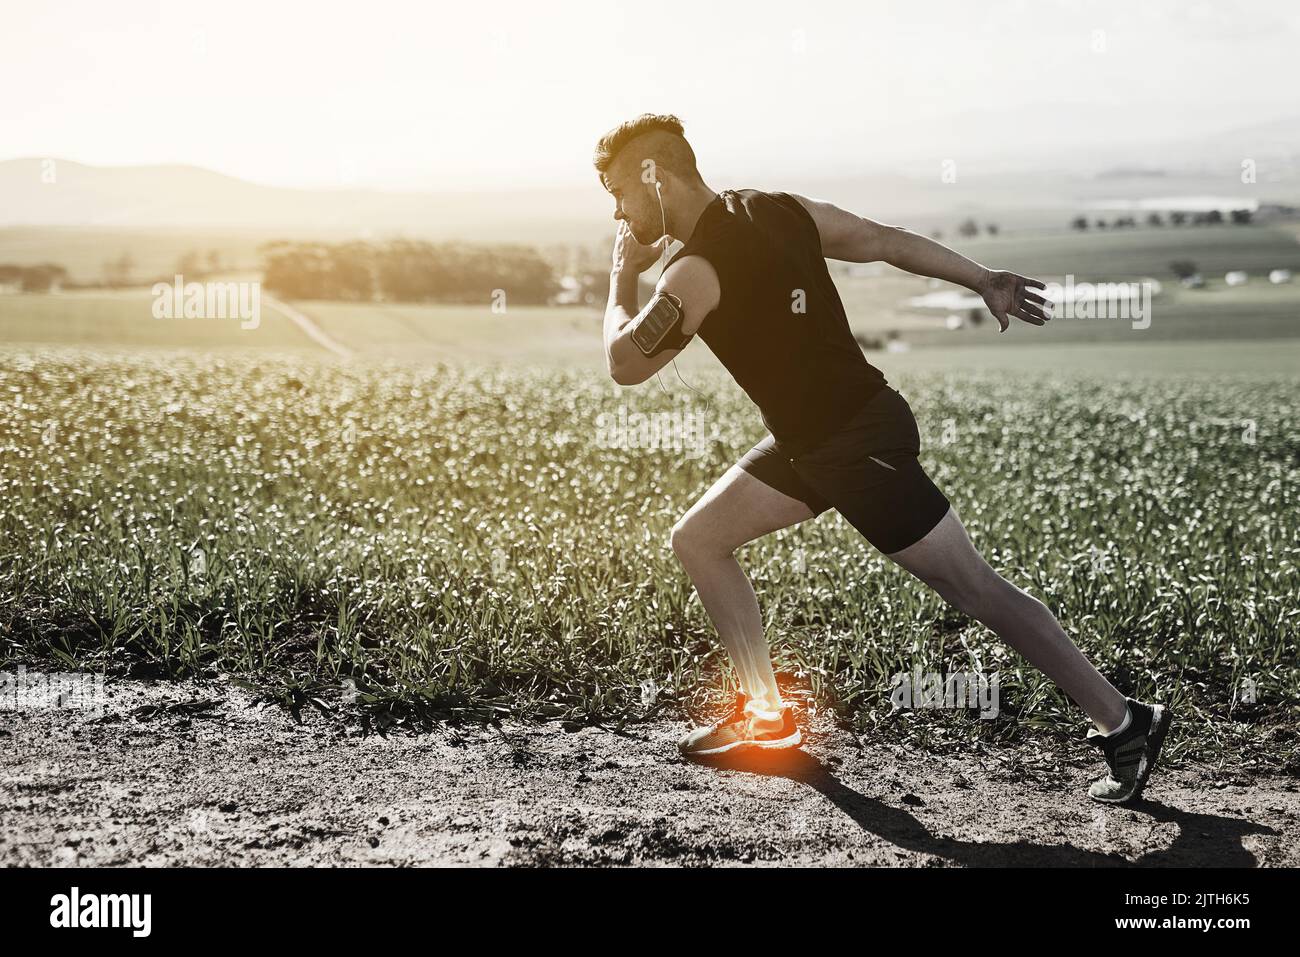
[3, 673, 1296, 867]
[261, 295, 353, 358]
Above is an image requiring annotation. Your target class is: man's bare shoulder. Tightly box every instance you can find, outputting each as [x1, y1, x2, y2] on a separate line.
[781, 193, 886, 263]
[657, 254, 721, 335]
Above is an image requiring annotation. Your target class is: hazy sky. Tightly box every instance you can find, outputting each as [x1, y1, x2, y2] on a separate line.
[6, 0, 1298, 190]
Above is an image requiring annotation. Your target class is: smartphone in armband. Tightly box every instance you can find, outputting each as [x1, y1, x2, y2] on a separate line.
[630, 292, 690, 357]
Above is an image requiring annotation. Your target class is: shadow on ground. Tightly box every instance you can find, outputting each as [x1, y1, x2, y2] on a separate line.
[693, 749, 1278, 867]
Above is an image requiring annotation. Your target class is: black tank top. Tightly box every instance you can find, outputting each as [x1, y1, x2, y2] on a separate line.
[667, 188, 888, 457]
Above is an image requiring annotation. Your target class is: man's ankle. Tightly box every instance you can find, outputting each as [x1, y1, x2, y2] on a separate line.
[744, 697, 785, 722]
[1096, 701, 1133, 738]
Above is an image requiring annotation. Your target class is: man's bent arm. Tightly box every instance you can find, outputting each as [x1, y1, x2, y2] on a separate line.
[604, 256, 718, 385]
[603, 267, 643, 382]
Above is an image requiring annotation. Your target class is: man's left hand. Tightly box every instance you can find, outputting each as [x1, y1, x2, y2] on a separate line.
[979, 269, 1052, 332]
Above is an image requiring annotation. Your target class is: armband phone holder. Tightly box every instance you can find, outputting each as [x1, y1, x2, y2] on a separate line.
[630, 292, 690, 357]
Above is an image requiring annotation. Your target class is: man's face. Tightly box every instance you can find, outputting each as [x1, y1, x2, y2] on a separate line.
[604, 157, 662, 246]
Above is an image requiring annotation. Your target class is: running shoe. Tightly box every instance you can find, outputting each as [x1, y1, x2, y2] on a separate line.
[677, 691, 802, 757]
[1085, 697, 1173, 804]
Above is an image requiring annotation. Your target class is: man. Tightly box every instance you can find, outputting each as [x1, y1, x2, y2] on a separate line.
[595, 114, 1171, 805]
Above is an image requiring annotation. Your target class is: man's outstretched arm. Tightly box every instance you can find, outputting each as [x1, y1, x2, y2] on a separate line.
[788, 193, 1052, 331]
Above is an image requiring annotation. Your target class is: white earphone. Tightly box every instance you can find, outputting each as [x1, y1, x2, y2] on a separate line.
[648, 176, 708, 408]
[655, 181, 668, 278]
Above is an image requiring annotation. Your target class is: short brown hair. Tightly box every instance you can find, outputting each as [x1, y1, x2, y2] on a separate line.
[593, 113, 700, 189]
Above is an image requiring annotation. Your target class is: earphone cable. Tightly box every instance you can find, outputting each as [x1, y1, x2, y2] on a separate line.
[652, 181, 711, 413]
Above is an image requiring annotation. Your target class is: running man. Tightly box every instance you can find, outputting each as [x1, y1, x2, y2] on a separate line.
[595, 114, 1171, 804]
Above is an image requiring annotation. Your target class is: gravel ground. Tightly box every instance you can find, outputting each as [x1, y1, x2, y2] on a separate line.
[3, 672, 1296, 867]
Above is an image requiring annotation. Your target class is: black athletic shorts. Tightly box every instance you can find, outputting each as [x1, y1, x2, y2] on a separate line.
[736, 386, 951, 555]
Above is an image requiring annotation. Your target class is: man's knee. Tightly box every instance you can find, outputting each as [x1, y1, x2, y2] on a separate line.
[929, 565, 1001, 621]
[670, 515, 729, 564]
[943, 567, 1040, 624]
[669, 516, 700, 562]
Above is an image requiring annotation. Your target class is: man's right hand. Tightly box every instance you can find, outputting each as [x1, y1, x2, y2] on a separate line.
[611, 221, 671, 275]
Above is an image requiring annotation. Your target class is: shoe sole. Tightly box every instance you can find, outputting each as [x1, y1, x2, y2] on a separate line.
[681, 728, 803, 758]
[1091, 704, 1172, 805]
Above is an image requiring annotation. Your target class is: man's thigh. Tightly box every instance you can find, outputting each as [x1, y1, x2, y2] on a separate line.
[884, 505, 994, 612]
[674, 463, 818, 556]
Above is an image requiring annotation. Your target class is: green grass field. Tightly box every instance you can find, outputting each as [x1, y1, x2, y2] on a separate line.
[1, 349, 1296, 767]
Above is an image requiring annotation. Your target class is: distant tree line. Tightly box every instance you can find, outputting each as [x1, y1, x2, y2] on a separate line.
[101, 251, 135, 288]
[260, 240, 558, 304]
[954, 218, 1000, 239]
[1071, 209, 1253, 231]
[174, 249, 227, 277]
[0, 263, 67, 292]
